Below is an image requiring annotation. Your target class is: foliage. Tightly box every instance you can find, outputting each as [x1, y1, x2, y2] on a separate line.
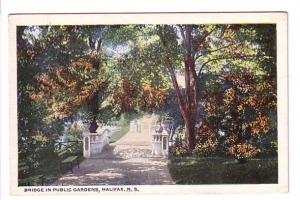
[193, 140, 219, 156]
[198, 70, 277, 157]
[111, 79, 139, 113]
[139, 84, 169, 112]
[174, 146, 190, 157]
[17, 26, 65, 176]
[65, 123, 84, 141]
[157, 89, 184, 130]
[195, 121, 217, 143]
[228, 143, 261, 160]
[17, 24, 278, 181]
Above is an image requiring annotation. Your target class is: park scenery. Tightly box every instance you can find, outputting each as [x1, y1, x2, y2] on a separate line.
[17, 24, 278, 186]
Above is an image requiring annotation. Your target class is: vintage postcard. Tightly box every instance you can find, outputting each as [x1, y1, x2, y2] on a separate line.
[9, 12, 288, 195]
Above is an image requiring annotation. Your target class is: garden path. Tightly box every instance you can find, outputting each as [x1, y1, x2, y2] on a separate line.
[54, 114, 174, 185]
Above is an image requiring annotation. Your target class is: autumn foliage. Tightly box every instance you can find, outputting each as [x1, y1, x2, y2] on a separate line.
[17, 25, 277, 168]
[228, 143, 261, 160]
[111, 79, 138, 113]
[111, 80, 169, 113]
[30, 58, 106, 121]
[193, 71, 277, 159]
[140, 84, 169, 112]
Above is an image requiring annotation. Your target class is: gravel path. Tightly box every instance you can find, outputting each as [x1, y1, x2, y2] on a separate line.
[55, 115, 174, 185]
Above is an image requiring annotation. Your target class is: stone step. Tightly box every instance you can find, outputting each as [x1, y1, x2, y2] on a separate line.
[89, 144, 153, 159]
[113, 145, 153, 159]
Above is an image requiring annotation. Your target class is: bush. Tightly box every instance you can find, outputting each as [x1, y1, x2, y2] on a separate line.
[174, 145, 189, 157]
[193, 139, 219, 156]
[228, 143, 261, 160]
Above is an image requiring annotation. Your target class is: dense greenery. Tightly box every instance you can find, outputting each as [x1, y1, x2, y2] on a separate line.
[17, 24, 277, 185]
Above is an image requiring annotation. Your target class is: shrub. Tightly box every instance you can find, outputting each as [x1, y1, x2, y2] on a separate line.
[174, 145, 189, 157]
[193, 139, 219, 156]
[228, 143, 261, 160]
[195, 121, 217, 143]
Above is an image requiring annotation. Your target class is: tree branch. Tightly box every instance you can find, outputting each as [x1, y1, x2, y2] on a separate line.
[96, 38, 102, 52]
[195, 42, 241, 61]
[193, 29, 214, 58]
[157, 25, 187, 120]
[164, 62, 187, 120]
[184, 58, 191, 115]
[197, 55, 258, 78]
[209, 42, 241, 54]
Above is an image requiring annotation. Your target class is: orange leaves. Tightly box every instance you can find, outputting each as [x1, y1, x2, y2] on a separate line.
[203, 90, 223, 117]
[112, 79, 138, 113]
[256, 81, 272, 92]
[224, 88, 235, 106]
[140, 84, 168, 112]
[228, 143, 261, 159]
[204, 101, 217, 117]
[201, 71, 275, 145]
[31, 57, 106, 122]
[223, 29, 236, 42]
[47, 78, 105, 121]
[250, 113, 270, 137]
[73, 78, 104, 106]
[195, 121, 217, 143]
[223, 71, 274, 107]
[237, 103, 244, 112]
[30, 94, 41, 102]
[69, 61, 94, 73]
[111, 81, 169, 113]
[193, 121, 218, 156]
[193, 139, 219, 156]
[174, 145, 189, 157]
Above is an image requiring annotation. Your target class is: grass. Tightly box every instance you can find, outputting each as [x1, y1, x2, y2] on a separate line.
[168, 156, 278, 184]
[108, 124, 130, 143]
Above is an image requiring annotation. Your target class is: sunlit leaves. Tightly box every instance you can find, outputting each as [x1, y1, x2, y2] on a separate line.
[139, 84, 169, 112]
[228, 143, 261, 160]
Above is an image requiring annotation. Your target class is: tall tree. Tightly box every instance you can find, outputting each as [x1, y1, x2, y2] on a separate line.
[156, 24, 274, 150]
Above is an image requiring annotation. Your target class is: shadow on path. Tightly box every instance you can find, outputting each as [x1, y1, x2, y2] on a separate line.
[55, 140, 174, 185]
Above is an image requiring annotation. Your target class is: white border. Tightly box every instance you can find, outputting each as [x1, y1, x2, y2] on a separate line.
[8, 12, 288, 195]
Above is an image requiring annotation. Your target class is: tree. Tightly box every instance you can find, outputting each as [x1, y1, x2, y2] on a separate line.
[155, 24, 274, 150]
[17, 26, 66, 169]
[19, 24, 277, 152]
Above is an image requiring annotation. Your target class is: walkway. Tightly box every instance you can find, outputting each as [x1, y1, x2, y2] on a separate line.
[54, 114, 174, 185]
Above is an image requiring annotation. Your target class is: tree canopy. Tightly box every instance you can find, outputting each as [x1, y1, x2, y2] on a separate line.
[18, 23, 277, 161]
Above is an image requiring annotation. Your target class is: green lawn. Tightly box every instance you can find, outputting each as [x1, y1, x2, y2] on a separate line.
[168, 156, 278, 184]
[108, 124, 130, 143]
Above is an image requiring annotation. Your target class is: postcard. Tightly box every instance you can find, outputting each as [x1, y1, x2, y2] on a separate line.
[9, 12, 288, 195]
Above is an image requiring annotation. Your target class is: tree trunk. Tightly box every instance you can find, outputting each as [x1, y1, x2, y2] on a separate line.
[159, 25, 200, 151]
[185, 113, 196, 150]
[184, 56, 199, 151]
